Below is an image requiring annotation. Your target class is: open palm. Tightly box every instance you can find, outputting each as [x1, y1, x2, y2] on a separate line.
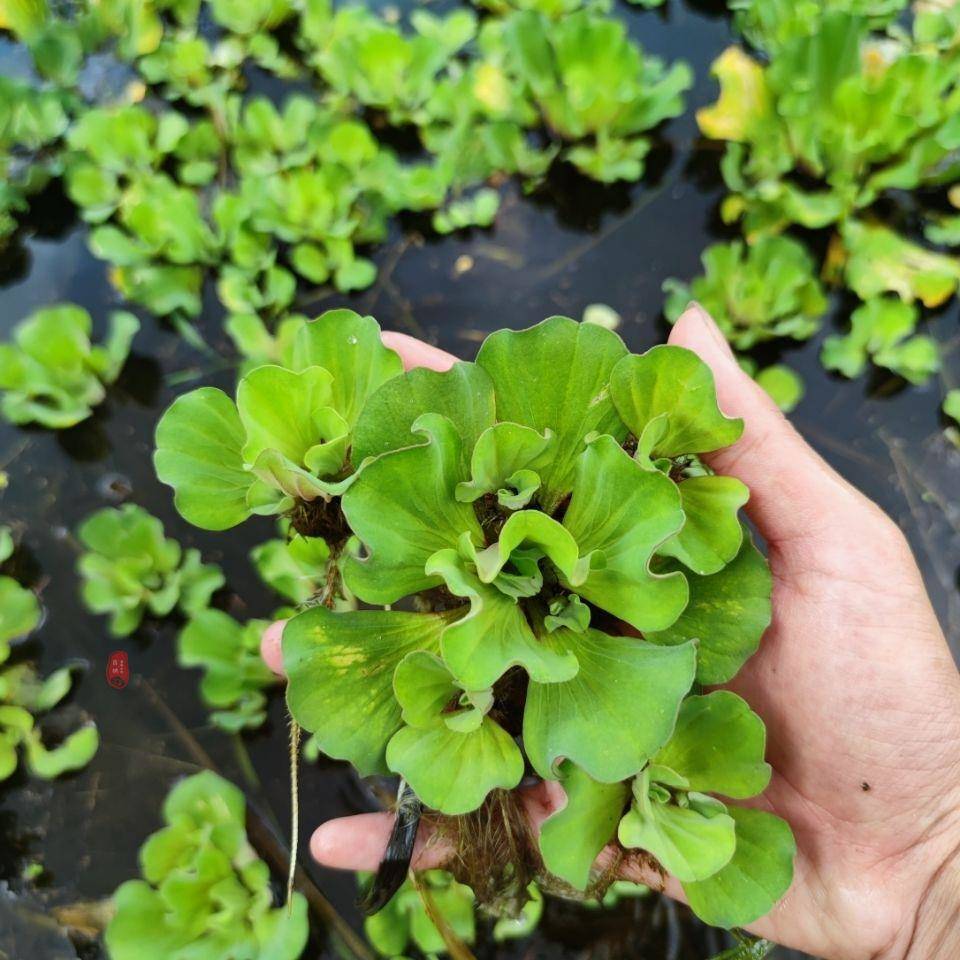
[262, 306, 960, 960]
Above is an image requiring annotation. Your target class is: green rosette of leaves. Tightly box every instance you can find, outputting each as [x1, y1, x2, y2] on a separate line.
[282, 316, 789, 927]
[0, 75, 70, 245]
[177, 610, 278, 732]
[615, 692, 794, 928]
[489, 9, 692, 182]
[0, 303, 139, 429]
[663, 236, 827, 351]
[76, 504, 224, 637]
[0, 526, 99, 781]
[154, 309, 403, 531]
[104, 770, 308, 960]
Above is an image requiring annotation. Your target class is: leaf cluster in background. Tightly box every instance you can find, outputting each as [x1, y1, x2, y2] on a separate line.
[76, 503, 224, 636]
[0, 526, 99, 781]
[668, 0, 960, 410]
[0, 0, 691, 325]
[105, 770, 309, 960]
[167, 313, 795, 928]
[0, 303, 138, 428]
[363, 870, 543, 957]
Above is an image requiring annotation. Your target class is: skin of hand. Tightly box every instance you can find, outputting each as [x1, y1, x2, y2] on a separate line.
[261, 308, 960, 960]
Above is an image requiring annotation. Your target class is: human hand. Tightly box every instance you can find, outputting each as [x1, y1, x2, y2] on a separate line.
[261, 309, 960, 960]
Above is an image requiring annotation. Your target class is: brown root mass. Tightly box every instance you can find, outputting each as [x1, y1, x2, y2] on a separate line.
[425, 793, 666, 917]
[429, 789, 542, 918]
[289, 496, 350, 542]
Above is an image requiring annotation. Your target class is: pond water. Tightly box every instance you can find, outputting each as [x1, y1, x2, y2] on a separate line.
[1, 2, 957, 958]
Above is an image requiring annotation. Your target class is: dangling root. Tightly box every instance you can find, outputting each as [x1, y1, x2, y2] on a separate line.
[286, 719, 301, 912]
[429, 789, 542, 919]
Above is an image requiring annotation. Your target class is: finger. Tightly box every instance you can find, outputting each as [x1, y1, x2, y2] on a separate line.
[260, 619, 286, 676]
[310, 782, 564, 872]
[667, 303, 871, 550]
[311, 813, 449, 871]
[381, 331, 458, 372]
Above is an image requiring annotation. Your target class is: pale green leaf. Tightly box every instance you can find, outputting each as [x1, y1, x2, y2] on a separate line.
[562, 435, 687, 632]
[475, 317, 628, 513]
[386, 716, 524, 814]
[683, 807, 796, 928]
[523, 627, 696, 782]
[426, 548, 578, 688]
[539, 761, 629, 890]
[648, 529, 771, 685]
[154, 387, 253, 531]
[659, 476, 749, 576]
[653, 692, 771, 799]
[343, 415, 483, 605]
[610, 346, 743, 457]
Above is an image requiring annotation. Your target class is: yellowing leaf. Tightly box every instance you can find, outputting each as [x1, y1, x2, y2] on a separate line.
[697, 47, 771, 142]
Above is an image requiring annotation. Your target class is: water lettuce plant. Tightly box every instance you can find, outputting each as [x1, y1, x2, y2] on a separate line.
[263, 315, 792, 928]
[688, 4, 960, 385]
[77, 505, 224, 636]
[0, 527, 99, 780]
[177, 611, 277, 732]
[154, 310, 402, 531]
[250, 522, 335, 609]
[4, 0, 691, 319]
[663, 237, 827, 351]
[488, 9, 692, 182]
[363, 870, 476, 957]
[105, 770, 308, 960]
[363, 869, 541, 957]
[0, 304, 139, 428]
[0, 76, 70, 245]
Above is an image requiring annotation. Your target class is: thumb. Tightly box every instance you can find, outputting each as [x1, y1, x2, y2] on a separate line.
[667, 303, 867, 552]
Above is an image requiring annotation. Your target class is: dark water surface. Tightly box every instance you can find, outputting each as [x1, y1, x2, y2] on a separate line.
[1, 2, 957, 958]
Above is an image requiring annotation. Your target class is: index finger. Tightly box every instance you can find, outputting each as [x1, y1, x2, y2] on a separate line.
[381, 330, 458, 372]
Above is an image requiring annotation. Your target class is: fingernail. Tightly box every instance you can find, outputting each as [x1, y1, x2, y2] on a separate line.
[684, 301, 736, 362]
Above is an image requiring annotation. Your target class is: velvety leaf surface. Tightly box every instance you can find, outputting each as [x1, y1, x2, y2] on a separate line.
[619, 777, 736, 882]
[523, 627, 696, 782]
[386, 715, 524, 814]
[343, 415, 483, 604]
[610, 346, 743, 457]
[653, 692, 771, 799]
[659, 475, 749, 576]
[426, 548, 578, 689]
[683, 807, 796, 929]
[648, 529, 772, 685]
[562, 435, 687, 632]
[455, 421, 555, 508]
[154, 387, 252, 530]
[289, 308, 403, 427]
[352, 362, 496, 473]
[284, 606, 455, 775]
[539, 761, 629, 890]
[475, 316, 628, 512]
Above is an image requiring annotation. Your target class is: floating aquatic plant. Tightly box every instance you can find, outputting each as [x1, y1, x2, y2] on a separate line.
[0, 527, 99, 781]
[0, 75, 71, 245]
[689, 4, 960, 385]
[105, 770, 308, 960]
[154, 309, 402, 532]
[252, 315, 793, 928]
[489, 9, 692, 182]
[0, 304, 138, 428]
[663, 237, 827, 351]
[76, 504, 224, 636]
[177, 610, 277, 731]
